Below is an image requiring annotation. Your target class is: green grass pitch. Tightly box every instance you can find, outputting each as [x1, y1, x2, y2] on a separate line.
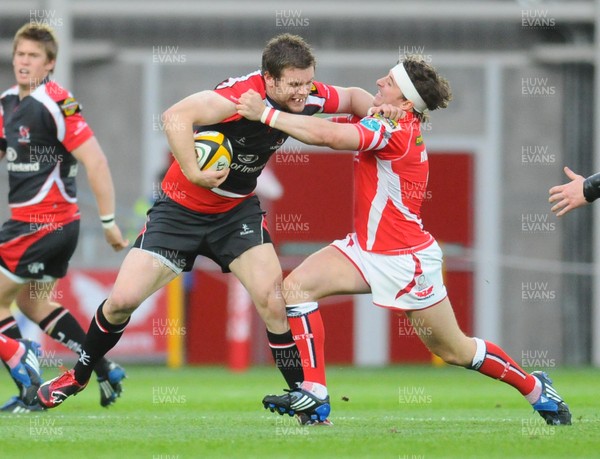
[0, 365, 598, 458]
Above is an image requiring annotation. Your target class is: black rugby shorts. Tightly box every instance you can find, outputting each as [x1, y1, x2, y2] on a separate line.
[134, 195, 272, 273]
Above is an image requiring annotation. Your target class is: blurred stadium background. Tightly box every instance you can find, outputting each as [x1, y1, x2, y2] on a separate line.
[0, 0, 598, 371]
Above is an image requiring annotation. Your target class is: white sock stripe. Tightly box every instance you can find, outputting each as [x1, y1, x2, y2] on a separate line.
[510, 367, 526, 379]
[471, 337, 486, 369]
[485, 354, 528, 381]
[487, 354, 505, 366]
[507, 365, 527, 379]
[301, 315, 317, 368]
[95, 310, 129, 334]
[268, 342, 296, 349]
[42, 309, 69, 333]
[0, 321, 17, 333]
[286, 302, 318, 318]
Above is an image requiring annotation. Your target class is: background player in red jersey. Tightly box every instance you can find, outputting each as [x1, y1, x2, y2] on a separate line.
[38, 34, 378, 408]
[0, 23, 128, 412]
[236, 56, 572, 426]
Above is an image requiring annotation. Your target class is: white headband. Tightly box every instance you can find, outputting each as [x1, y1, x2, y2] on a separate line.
[391, 63, 427, 113]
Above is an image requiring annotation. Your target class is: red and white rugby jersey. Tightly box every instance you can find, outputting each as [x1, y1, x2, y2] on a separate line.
[351, 112, 433, 253]
[161, 70, 341, 214]
[0, 79, 94, 223]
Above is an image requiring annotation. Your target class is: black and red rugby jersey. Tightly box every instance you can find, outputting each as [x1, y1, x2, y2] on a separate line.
[161, 70, 341, 213]
[0, 78, 94, 222]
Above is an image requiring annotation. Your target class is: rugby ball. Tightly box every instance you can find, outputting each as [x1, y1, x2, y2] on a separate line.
[194, 131, 233, 171]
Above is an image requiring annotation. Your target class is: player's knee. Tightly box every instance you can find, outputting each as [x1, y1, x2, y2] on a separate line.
[281, 272, 313, 304]
[256, 287, 287, 324]
[105, 291, 141, 316]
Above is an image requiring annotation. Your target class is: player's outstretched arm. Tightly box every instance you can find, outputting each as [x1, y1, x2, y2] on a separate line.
[71, 136, 129, 251]
[548, 166, 593, 217]
[334, 86, 374, 118]
[237, 90, 361, 151]
[162, 90, 235, 188]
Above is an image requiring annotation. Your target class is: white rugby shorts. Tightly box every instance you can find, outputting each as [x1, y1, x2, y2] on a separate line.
[331, 233, 448, 310]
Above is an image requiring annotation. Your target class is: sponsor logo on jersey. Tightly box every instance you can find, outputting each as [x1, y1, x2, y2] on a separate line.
[18, 125, 31, 144]
[385, 118, 399, 129]
[360, 117, 383, 132]
[269, 138, 286, 151]
[416, 135, 423, 146]
[74, 120, 88, 135]
[59, 97, 80, 117]
[375, 114, 398, 129]
[6, 147, 18, 161]
[229, 162, 267, 174]
[237, 154, 259, 164]
[7, 162, 40, 172]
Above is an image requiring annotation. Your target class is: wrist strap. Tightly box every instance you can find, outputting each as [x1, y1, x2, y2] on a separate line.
[100, 214, 116, 229]
[583, 172, 600, 203]
[260, 107, 280, 128]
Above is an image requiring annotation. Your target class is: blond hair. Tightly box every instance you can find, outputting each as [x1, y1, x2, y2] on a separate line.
[13, 23, 59, 65]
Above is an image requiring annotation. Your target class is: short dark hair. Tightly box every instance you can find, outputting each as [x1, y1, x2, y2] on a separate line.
[403, 56, 452, 121]
[13, 23, 59, 64]
[261, 34, 316, 79]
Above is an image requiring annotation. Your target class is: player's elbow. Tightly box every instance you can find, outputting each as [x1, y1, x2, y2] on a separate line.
[161, 107, 177, 132]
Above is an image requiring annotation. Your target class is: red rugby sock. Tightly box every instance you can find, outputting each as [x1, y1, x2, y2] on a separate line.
[471, 338, 538, 399]
[286, 302, 326, 387]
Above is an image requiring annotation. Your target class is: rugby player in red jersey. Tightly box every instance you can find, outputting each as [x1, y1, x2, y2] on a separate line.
[0, 23, 128, 412]
[38, 34, 379, 408]
[236, 56, 572, 426]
